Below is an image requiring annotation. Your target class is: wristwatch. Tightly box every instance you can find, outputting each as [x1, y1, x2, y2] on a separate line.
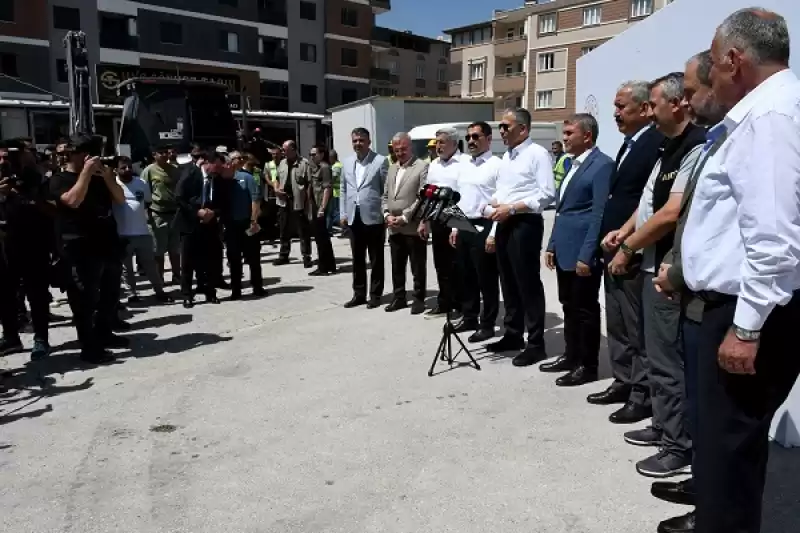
[620, 242, 635, 257]
[733, 325, 761, 342]
[509, 206, 517, 216]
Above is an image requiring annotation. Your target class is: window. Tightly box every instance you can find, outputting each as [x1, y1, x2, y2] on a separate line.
[299, 1, 316, 20]
[341, 48, 358, 67]
[261, 37, 288, 69]
[372, 87, 397, 97]
[538, 52, 555, 72]
[56, 59, 68, 83]
[469, 62, 484, 80]
[514, 96, 523, 108]
[388, 60, 398, 74]
[53, 6, 81, 31]
[506, 28, 515, 39]
[341, 7, 358, 27]
[581, 45, 597, 56]
[539, 13, 556, 34]
[0, 53, 18, 77]
[440, 47, 448, 58]
[220, 31, 239, 53]
[300, 84, 318, 104]
[300, 43, 317, 62]
[415, 64, 424, 80]
[536, 90, 553, 109]
[583, 6, 601, 26]
[0, 1, 14, 22]
[505, 63, 514, 75]
[160, 21, 182, 44]
[437, 69, 446, 82]
[631, 0, 653, 18]
[341, 88, 358, 104]
[260, 80, 289, 112]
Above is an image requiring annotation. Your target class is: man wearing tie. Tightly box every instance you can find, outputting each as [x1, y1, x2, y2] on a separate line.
[681, 9, 800, 532]
[543, 114, 614, 387]
[588, 81, 664, 424]
[340, 128, 389, 309]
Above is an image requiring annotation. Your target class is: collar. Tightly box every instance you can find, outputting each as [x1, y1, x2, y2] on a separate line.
[471, 150, 493, 164]
[201, 167, 208, 178]
[724, 68, 796, 130]
[437, 151, 461, 166]
[572, 147, 595, 165]
[626, 123, 652, 144]
[508, 138, 533, 157]
[397, 156, 416, 169]
[356, 151, 372, 164]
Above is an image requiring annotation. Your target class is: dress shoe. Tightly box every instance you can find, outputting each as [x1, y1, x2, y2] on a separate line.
[303, 258, 314, 268]
[385, 299, 408, 312]
[555, 366, 598, 387]
[308, 268, 330, 276]
[468, 328, 494, 343]
[155, 292, 174, 303]
[651, 478, 695, 506]
[273, 257, 290, 266]
[636, 450, 692, 478]
[539, 355, 575, 373]
[609, 401, 653, 424]
[512, 347, 547, 367]
[366, 298, 381, 309]
[657, 511, 695, 533]
[587, 386, 631, 405]
[452, 319, 479, 333]
[410, 301, 426, 315]
[0, 336, 24, 356]
[80, 349, 116, 365]
[624, 426, 662, 447]
[183, 298, 195, 309]
[206, 294, 221, 305]
[425, 306, 447, 318]
[344, 295, 366, 308]
[486, 336, 526, 353]
[252, 288, 268, 298]
[100, 333, 130, 349]
[112, 319, 131, 332]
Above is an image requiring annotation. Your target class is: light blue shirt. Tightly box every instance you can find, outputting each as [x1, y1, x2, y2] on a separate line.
[113, 176, 151, 236]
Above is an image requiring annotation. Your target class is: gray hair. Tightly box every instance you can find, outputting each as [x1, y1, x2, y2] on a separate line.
[688, 50, 713, 87]
[618, 80, 650, 104]
[435, 127, 458, 142]
[649, 72, 685, 101]
[503, 107, 532, 129]
[391, 132, 411, 143]
[717, 8, 790, 64]
[564, 113, 599, 144]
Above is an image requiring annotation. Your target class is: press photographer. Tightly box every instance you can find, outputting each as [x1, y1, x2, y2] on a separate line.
[0, 139, 53, 360]
[49, 135, 128, 364]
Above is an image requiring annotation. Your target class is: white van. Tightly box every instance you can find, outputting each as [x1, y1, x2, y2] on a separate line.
[408, 121, 560, 160]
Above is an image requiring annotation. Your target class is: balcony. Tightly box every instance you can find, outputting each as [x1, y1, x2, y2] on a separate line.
[449, 80, 461, 97]
[100, 33, 138, 51]
[494, 72, 526, 93]
[370, 67, 391, 82]
[370, 0, 390, 14]
[494, 35, 527, 58]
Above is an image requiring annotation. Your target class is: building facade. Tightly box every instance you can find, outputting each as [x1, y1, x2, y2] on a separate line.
[445, 0, 672, 121]
[370, 26, 450, 98]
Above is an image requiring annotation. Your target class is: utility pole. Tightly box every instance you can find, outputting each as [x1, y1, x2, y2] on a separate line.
[63, 31, 94, 136]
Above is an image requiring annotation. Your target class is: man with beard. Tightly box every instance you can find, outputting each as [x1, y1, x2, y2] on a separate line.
[141, 147, 181, 285]
[307, 144, 336, 276]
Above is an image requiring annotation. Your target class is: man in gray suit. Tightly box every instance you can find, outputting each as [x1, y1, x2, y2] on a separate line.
[383, 132, 429, 315]
[340, 127, 389, 308]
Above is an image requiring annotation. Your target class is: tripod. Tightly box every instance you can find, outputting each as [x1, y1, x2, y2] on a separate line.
[427, 310, 481, 376]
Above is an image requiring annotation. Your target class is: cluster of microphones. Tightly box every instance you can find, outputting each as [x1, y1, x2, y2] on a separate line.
[410, 185, 477, 233]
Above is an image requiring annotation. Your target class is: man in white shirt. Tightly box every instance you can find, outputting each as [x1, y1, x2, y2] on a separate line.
[485, 108, 555, 367]
[421, 127, 466, 317]
[449, 121, 501, 342]
[681, 9, 800, 533]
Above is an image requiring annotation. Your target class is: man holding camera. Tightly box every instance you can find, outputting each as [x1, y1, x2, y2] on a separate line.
[49, 135, 127, 364]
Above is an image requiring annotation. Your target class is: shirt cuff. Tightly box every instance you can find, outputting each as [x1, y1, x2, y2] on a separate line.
[483, 205, 496, 217]
[401, 214, 408, 224]
[488, 222, 498, 238]
[733, 296, 772, 331]
[383, 211, 390, 220]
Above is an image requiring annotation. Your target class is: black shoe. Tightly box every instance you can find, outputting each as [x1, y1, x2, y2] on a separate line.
[127, 294, 142, 304]
[217, 280, 231, 290]
[486, 336, 525, 353]
[303, 258, 314, 268]
[366, 298, 381, 309]
[651, 478, 695, 506]
[609, 401, 653, 424]
[101, 333, 130, 349]
[637, 449, 692, 478]
[540, 355, 575, 373]
[555, 366, 598, 387]
[452, 319, 479, 333]
[183, 298, 195, 309]
[80, 349, 116, 364]
[624, 426, 662, 447]
[155, 292, 174, 304]
[0, 336, 24, 356]
[206, 294, 221, 305]
[230, 291, 242, 301]
[385, 299, 408, 312]
[252, 288, 267, 298]
[30, 339, 51, 362]
[273, 257, 290, 266]
[425, 306, 447, 318]
[112, 319, 131, 332]
[344, 295, 366, 308]
[657, 512, 695, 533]
[468, 328, 494, 343]
[309, 268, 330, 276]
[512, 347, 547, 367]
[587, 386, 631, 405]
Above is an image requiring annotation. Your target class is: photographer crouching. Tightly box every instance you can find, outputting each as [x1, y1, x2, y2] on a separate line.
[0, 139, 53, 360]
[49, 135, 128, 364]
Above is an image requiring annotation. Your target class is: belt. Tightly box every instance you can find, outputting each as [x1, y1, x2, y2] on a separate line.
[696, 290, 737, 304]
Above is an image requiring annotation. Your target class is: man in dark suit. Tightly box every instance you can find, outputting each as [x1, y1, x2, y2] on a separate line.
[543, 113, 614, 387]
[175, 151, 229, 308]
[588, 81, 665, 424]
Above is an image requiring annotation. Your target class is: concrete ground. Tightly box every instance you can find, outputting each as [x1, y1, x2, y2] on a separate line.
[0, 212, 796, 533]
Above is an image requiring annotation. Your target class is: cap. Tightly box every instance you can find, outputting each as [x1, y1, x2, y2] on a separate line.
[427, 139, 436, 147]
[0, 138, 25, 151]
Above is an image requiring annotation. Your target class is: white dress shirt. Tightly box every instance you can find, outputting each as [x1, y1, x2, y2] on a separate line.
[558, 147, 594, 200]
[682, 68, 800, 331]
[493, 138, 556, 213]
[618, 124, 652, 168]
[453, 150, 502, 236]
[427, 151, 466, 189]
[355, 154, 369, 188]
[394, 166, 408, 195]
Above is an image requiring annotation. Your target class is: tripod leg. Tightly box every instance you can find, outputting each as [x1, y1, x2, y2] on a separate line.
[452, 331, 481, 371]
[428, 332, 448, 376]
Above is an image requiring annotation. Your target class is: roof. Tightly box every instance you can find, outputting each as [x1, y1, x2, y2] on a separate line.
[442, 19, 494, 34]
[374, 26, 448, 45]
[328, 95, 495, 113]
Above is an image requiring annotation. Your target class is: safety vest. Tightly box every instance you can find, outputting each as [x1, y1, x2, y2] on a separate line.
[331, 161, 343, 198]
[553, 154, 572, 192]
[266, 160, 278, 181]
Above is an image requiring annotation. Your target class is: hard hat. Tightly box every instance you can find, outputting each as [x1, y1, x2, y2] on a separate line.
[427, 139, 436, 147]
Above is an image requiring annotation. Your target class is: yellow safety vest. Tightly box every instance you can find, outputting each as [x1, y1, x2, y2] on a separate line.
[266, 160, 278, 181]
[553, 154, 572, 192]
[332, 161, 343, 198]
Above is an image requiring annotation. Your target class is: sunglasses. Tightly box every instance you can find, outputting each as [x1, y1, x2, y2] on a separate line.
[498, 123, 511, 131]
[464, 133, 483, 141]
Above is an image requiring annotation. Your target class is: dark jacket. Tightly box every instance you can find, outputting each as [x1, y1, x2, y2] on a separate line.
[173, 164, 228, 235]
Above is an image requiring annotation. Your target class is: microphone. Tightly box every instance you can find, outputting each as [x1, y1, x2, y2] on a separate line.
[422, 187, 443, 220]
[410, 184, 437, 222]
[430, 187, 459, 221]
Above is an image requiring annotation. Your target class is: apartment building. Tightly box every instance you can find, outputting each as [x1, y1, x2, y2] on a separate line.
[370, 26, 450, 98]
[445, 0, 672, 121]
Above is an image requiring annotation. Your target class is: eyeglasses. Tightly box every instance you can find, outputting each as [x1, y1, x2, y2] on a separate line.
[464, 133, 483, 141]
[498, 123, 511, 131]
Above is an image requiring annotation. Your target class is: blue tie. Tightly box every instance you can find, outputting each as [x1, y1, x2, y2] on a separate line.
[562, 157, 572, 174]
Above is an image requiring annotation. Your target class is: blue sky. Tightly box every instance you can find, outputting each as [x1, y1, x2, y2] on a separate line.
[376, 0, 522, 38]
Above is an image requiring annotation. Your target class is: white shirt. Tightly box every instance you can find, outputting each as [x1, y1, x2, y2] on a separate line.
[427, 151, 466, 190]
[493, 138, 556, 213]
[619, 124, 652, 168]
[453, 150, 502, 236]
[682, 69, 800, 331]
[113, 176, 151, 236]
[355, 154, 369, 188]
[558, 147, 594, 201]
[394, 166, 408, 195]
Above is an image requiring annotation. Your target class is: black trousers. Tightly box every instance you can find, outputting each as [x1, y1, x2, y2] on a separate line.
[604, 267, 650, 407]
[556, 265, 601, 368]
[312, 213, 336, 272]
[388, 232, 427, 303]
[430, 221, 458, 311]
[180, 226, 220, 299]
[349, 208, 385, 300]
[278, 206, 312, 261]
[695, 293, 800, 533]
[224, 220, 263, 294]
[495, 214, 547, 349]
[1, 235, 51, 342]
[61, 237, 122, 353]
[457, 219, 499, 329]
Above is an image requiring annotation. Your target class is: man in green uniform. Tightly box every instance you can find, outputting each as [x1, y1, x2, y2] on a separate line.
[141, 147, 182, 284]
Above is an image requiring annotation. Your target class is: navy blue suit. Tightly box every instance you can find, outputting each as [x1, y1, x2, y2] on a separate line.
[547, 148, 614, 369]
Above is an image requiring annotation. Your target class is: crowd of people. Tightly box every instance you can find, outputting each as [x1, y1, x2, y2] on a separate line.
[0, 6, 797, 533]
